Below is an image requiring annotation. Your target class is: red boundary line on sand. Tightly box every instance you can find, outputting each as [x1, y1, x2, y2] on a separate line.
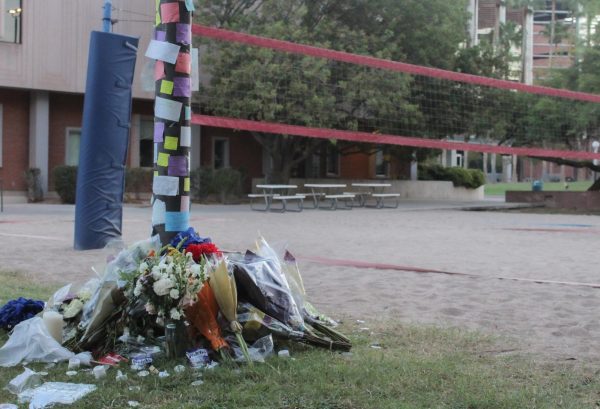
[192, 114, 600, 160]
[192, 24, 600, 104]
[300, 255, 600, 289]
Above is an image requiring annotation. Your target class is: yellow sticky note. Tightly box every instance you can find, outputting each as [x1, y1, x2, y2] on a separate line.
[160, 80, 174, 95]
[155, 0, 161, 25]
[184, 177, 190, 192]
[157, 152, 170, 167]
[164, 136, 178, 150]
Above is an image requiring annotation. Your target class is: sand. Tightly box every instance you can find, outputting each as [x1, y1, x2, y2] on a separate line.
[1, 200, 599, 363]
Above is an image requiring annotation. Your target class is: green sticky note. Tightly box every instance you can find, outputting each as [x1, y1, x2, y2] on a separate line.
[154, 170, 158, 177]
[157, 152, 170, 167]
[155, 0, 161, 25]
[164, 136, 178, 150]
[160, 80, 174, 95]
[184, 177, 190, 192]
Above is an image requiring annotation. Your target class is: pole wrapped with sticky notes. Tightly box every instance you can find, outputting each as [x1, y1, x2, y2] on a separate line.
[148, 0, 194, 245]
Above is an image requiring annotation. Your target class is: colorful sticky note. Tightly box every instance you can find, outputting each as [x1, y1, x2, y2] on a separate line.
[180, 126, 191, 147]
[168, 155, 188, 176]
[153, 176, 179, 196]
[184, 177, 190, 192]
[154, 170, 159, 177]
[152, 198, 166, 225]
[165, 211, 189, 232]
[176, 23, 191, 45]
[173, 77, 191, 97]
[154, 144, 158, 163]
[180, 195, 190, 212]
[154, 122, 165, 142]
[155, 11, 161, 26]
[157, 152, 170, 167]
[160, 2, 180, 23]
[160, 80, 174, 95]
[155, 30, 166, 42]
[175, 53, 191, 74]
[145, 40, 180, 64]
[184, 0, 195, 12]
[185, 106, 191, 121]
[154, 60, 165, 81]
[155, 97, 182, 122]
[164, 136, 179, 150]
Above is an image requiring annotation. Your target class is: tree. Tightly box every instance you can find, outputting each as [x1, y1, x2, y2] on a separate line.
[195, 0, 472, 182]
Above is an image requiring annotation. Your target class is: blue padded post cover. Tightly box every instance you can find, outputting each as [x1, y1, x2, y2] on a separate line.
[74, 31, 139, 250]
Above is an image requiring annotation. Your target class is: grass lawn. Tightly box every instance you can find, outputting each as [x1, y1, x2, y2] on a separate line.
[485, 181, 593, 196]
[2, 271, 600, 408]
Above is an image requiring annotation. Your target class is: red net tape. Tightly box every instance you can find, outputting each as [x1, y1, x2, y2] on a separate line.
[192, 24, 600, 104]
[192, 114, 600, 161]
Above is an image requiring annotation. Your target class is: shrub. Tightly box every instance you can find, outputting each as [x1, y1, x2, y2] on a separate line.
[125, 168, 153, 199]
[53, 166, 78, 204]
[190, 167, 215, 200]
[419, 165, 485, 189]
[212, 168, 242, 203]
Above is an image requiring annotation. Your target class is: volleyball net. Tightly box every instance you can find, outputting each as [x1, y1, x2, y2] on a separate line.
[190, 24, 600, 162]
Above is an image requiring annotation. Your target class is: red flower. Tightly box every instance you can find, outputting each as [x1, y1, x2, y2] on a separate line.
[186, 243, 221, 262]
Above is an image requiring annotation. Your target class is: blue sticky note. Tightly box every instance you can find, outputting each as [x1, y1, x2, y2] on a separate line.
[185, 0, 195, 11]
[165, 211, 190, 232]
[185, 106, 191, 120]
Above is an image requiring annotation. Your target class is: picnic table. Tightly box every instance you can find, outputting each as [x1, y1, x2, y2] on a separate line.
[249, 184, 305, 212]
[350, 182, 399, 208]
[304, 183, 355, 210]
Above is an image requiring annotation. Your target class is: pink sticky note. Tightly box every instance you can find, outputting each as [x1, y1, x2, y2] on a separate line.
[175, 53, 191, 74]
[180, 195, 190, 212]
[160, 2, 180, 23]
[154, 60, 165, 81]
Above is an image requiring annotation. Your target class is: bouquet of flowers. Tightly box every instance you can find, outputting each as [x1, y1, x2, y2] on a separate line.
[123, 247, 205, 325]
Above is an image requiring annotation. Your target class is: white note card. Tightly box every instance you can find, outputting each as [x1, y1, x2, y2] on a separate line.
[155, 97, 183, 122]
[153, 175, 179, 196]
[191, 48, 200, 91]
[152, 198, 166, 225]
[180, 126, 192, 147]
[145, 40, 180, 64]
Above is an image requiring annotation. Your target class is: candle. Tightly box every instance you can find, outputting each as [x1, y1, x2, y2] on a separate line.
[42, 311, 64, 343]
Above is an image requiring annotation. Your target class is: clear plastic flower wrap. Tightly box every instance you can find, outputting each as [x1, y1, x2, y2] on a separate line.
[230, 242, 304, 332]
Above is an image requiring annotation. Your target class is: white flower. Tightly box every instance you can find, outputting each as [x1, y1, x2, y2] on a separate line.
[165, 264, 174, 274]
[78, 290, 92, 302]
[138, 262, 149, 274]
[153, 277, 174, 296]
[170, 308, 181, 320]
[190, 264, 201, 277]
[145, 303, 157, 315]
[133, 281, 143, 297]
[151, 266, 161, 280]
[169, 288, 180, 299]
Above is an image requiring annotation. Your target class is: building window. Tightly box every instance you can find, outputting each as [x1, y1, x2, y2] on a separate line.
[213, 137, 229, 169]
[65, 128, 81, 166]
[375, 147, 389, 177]
[326, 145, 339, 176]
[139, 118, 154, 167]
[0, 0, 22, 44]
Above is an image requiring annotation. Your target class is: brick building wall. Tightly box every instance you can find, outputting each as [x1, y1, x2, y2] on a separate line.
[0, 88, 29, 190]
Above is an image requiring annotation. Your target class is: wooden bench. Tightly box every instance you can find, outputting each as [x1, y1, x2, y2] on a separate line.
[322, 194, 355, 210]
[248, 193, 276, 211]
[371, 193, 400, 209]
[271, 194, 306, 212]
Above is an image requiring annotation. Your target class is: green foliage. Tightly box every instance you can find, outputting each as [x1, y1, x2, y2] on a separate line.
[52, 165, 78, 204]
[190, 167, 215, 200]
[125, 168, 153, 197]
[213, 168, 243, 203]
[419, 164, 485, 189]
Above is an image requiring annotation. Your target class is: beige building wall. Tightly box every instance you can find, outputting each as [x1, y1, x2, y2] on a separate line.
[0, 0, 154, 99]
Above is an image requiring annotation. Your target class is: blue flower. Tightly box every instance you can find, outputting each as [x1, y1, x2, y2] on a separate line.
[0, 297, 45, 331]
[169, 227, 211, 250]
